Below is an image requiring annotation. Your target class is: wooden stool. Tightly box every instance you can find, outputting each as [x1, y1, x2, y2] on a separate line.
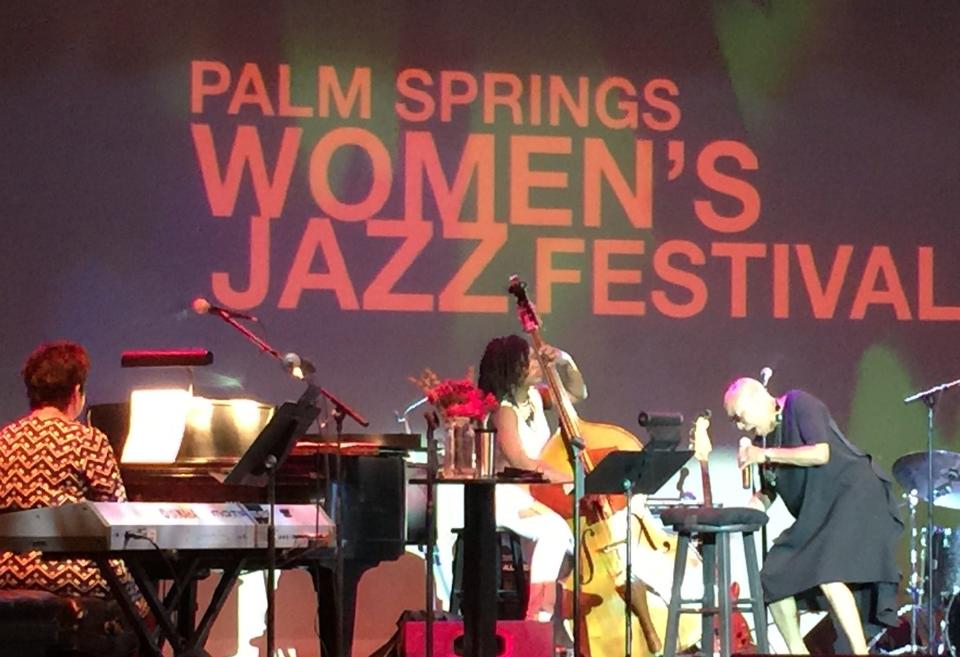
[450, 526, 528, 620]
[660, 506, 769, 657]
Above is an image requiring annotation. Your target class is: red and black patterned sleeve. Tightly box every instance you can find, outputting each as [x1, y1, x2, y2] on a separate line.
[82, 426, 128, 502]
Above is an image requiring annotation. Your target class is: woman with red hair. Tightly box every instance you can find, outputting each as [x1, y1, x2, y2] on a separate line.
[0, 341, 144, 615]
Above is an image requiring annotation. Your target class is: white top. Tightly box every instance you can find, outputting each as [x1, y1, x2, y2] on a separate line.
[495, 387, 552, 517]
[499, 386, 551, 462]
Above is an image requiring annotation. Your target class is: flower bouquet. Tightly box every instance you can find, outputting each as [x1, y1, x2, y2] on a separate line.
[410, 367, 498, 476]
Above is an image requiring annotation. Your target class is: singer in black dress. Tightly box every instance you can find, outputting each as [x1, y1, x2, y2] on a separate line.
[728, 379, 903, 654]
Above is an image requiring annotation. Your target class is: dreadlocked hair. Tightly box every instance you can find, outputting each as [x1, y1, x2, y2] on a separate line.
[477, 335, 530, 403]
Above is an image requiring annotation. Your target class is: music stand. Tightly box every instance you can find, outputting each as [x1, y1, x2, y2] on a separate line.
[226, 385, 320, 657]
[585, 449, 693, 657]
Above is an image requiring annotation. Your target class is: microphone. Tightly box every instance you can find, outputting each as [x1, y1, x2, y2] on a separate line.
[191, 297, 257, 321]
[739, 436, 754, 489]
[283, 352, 316, 381]
[759, 367, 773, 388]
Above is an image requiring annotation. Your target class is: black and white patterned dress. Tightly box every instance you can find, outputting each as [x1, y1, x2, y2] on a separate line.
[0, 415, 146, 615]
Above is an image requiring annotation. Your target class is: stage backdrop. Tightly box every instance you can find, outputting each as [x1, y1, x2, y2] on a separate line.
[2, 1, 960, 637]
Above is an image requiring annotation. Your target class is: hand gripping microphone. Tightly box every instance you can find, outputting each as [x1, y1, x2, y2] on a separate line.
[740, 436, 754, 489]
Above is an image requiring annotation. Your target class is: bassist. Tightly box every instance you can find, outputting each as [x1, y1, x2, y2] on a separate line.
[477, 334, 584, 622]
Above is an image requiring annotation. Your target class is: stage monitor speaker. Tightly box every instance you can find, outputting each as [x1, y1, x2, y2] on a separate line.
[400, 619, 552, 657]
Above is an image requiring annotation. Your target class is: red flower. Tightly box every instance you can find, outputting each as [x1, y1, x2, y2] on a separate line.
[411, 370, 498, 421]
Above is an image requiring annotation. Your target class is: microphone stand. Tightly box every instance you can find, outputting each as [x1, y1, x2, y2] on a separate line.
[314, 383, 368, 657]
[758, 370, 772, 561]
[395, 396, 429, 434]
[199, 304, 368, 657]
[197, 304, 320, 657]
[904, 377, 960, 655]
[271, 357, 368, 657]
[623, 478, 635, 657]
[208, 309, 280, 359]
[265, 452, 278, 657]
[570, 435, 586, 657]
[424, 411, 440, 657]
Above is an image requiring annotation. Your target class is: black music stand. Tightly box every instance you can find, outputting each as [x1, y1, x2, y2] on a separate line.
[585, 449, 693, 657]
[226, 385, 320, 657]
[225, 387, 319, 487]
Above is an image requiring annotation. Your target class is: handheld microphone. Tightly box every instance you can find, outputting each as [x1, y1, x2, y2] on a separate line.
[191, 297, 258, 321]
[739, 436, 754, 489]
[282, 352, 316, 380]
[759, 367, 773, 388]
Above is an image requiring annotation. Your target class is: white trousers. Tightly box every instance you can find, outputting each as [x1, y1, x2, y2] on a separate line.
[495, 484, 573, 618]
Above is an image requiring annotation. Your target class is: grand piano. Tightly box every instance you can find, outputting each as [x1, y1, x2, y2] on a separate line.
[88, 393, 426, 657]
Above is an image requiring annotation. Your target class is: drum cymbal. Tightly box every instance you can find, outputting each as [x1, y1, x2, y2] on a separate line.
[893, 450, 960, 509]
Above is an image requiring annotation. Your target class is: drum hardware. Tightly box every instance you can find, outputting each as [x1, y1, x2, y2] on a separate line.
[891, 449, 960, 655]
[869, 603, 935, 655]
[872, 596, 960, 657]
[903, 378, 960, 655]
[892, 451, 960, 511]
[908, 489, 923, 652]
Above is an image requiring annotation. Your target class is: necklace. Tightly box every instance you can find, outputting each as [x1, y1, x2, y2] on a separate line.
[761, 420, 783, 487]
[514, 395, 536, 426]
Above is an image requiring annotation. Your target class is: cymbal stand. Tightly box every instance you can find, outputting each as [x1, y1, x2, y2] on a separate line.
[870, 489, 925, 654]
[906, 489, 921, 651]
[923, 395, 936, 654]
[904, 377, 960, 654]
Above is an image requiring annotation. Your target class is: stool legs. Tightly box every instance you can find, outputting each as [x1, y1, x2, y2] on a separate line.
[449, 528, 529, 620]
[506, 532, 528, 617]
[450, 536, 465, 614]
[664, 533, 690, 657]
[665, 527, 769, 657]
[700, 536, 717, 657]
[742, 531, 769, 654]
[717, 533, 732, 657]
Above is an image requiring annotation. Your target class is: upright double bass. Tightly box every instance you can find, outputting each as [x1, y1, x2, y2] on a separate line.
[507, 276, 699, 657]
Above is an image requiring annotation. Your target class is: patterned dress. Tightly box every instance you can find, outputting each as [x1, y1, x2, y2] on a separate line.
[0, 415, 145, 613]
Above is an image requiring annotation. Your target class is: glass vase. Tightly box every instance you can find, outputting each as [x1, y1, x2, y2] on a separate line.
[441, 416, 476, 477]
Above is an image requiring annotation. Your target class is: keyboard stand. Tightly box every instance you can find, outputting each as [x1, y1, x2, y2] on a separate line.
[96, 551, 248, 657]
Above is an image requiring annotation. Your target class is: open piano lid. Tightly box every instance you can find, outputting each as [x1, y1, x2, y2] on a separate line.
[89, 391, 275, 463]
[88, 393, 425, 465]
